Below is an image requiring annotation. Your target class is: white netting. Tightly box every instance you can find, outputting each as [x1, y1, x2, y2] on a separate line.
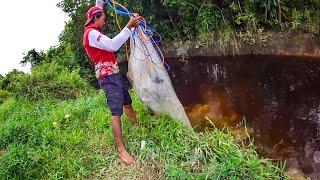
[128, 26, 191, 128]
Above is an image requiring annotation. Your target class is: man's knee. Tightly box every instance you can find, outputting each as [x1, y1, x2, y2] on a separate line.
[108, 93, 124, 116]
[123, 104, 132, 109]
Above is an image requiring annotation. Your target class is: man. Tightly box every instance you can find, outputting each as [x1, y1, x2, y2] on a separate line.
[83, 0, 142, 164]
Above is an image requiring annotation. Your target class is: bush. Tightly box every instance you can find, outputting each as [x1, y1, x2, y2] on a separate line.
[0, 89, 11, 104]
[7, 63, 93, 101]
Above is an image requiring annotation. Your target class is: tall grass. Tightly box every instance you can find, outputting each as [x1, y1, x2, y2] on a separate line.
[0, 91, 286, 179]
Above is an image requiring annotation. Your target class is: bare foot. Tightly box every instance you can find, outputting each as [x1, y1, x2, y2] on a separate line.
[118, 149, 136, 165]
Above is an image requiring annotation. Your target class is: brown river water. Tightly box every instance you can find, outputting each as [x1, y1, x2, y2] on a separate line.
[166, 55, 320, 176]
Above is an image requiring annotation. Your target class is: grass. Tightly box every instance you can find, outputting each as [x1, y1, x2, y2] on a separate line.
[0, 90, 286, 179]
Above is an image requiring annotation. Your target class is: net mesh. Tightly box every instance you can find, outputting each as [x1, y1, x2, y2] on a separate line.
[128, 26, 191, 127]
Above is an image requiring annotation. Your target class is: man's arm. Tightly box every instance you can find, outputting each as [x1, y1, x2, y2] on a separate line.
[88, 28, 131, 52]
[96, 0, 104, 8]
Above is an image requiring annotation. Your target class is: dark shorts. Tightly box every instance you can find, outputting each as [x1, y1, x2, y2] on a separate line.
[98, 73, 132, 116]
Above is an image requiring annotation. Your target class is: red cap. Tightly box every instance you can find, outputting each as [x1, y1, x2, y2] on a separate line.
[85, 6, 103, 27]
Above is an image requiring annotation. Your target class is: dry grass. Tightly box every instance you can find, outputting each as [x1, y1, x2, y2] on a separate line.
[90, 160, 164, 180]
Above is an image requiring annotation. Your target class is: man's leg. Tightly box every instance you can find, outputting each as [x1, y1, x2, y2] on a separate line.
[111, 115, 136, 164]
[100, 74, 136, 165]
[122, 77, 139, 125]
[124, 104, 139, 125]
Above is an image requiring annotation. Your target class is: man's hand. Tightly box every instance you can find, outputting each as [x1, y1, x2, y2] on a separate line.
[126, 14, 142, 29]
[96, 0, 105, 8]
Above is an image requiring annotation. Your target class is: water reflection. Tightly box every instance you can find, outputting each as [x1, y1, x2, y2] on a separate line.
[184, 85, 241, 130]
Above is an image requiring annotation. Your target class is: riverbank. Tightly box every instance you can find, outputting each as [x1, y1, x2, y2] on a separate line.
[162, 31, 320, 58]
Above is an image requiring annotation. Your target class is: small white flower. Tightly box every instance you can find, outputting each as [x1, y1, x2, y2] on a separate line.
[141, 140, 146, 150]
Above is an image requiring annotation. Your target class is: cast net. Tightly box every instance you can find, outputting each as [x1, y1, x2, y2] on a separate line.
[127, 26, 191, 127]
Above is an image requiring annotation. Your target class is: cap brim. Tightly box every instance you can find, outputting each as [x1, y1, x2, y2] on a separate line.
[84, 17, 93, 27]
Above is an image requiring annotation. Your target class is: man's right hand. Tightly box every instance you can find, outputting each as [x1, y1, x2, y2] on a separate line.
[126, 14, 142, 29]
[96, 0, 105, 8]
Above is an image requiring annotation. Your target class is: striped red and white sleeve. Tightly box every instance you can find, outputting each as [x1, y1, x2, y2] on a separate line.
[88, 28, 131, 52]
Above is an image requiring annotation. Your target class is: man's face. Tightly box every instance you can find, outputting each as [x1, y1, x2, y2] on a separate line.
[95, 13, 106, 28]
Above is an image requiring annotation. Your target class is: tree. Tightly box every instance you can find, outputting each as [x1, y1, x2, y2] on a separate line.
[20, 49, 45, 68]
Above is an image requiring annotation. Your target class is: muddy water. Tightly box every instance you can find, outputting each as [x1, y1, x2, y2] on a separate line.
[166, 55, 320, 176]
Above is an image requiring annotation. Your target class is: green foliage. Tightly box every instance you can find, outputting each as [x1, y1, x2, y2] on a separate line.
[291, 8, 314, 32]
[0, 91, 285, 179]
[261, 0, 288, 25]
[0, 89, 11, 104]
[0, 96, 104, 178]
[196, 4, 222, 35]
[291, 8, 304, 29]
[20, 49, 46, 68]
[4, 63, 92, 101]
[1, 69, 26, 91]
[317, 0, 320, 34]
